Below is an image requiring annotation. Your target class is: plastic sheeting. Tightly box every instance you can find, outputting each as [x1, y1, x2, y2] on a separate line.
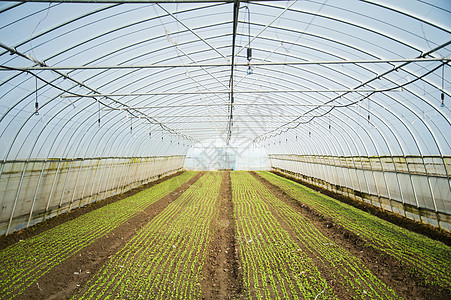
[0, 0, 450, 232]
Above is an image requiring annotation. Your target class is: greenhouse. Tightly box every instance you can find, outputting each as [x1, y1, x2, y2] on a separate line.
[0, 0, 450, 299]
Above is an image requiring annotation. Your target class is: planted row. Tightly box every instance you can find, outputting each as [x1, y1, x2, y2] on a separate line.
[258, 171, 451, 289]
[74, 172, 223, 299]
[0, 171, 197, 299]
[244, 172, 397, 299]
[231, 171, 329, 299]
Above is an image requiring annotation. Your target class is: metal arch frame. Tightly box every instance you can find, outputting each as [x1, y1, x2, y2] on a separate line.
[0, 4, 420, 92]
[0, 3, 446, 140]
[245, 24, 450, 155]
[255, 2, 446, 54]
[50, 44, 392, 124]
[0, 3, 226, 158]
[1, 0, 448, 65]
[302, 0, 449, 46]
[251, 60, 449, 164]
[250, 61, 443, 217]
[38, 4, 230, 69]
[280, 106, 394, 209]
[0, 43, 444, 162]
[266, 113, 400, 211]
[0, 3, 123, 59]
[0, 66, 192, 162]
[246, 43, 449, 138]
[0, 0, 450, 230]
[52, 14, 448, 147]
[30, 60, 442, 162]
[0, 1, 227, 64]
[275, 114, 359, 197]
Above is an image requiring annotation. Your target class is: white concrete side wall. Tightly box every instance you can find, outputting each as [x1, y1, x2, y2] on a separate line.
[0, 155, 185, 236]
[270, 154, 451, 231]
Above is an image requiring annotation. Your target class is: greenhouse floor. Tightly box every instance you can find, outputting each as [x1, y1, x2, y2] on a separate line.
[0, 171, 449, 300]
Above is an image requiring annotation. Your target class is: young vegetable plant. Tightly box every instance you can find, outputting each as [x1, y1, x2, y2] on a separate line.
[258, 171, 451, 290]
[74, 172, 222, 299]
[0, 171, 197, 299]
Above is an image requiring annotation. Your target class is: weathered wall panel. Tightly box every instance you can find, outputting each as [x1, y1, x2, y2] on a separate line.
[270, 154, 451, 231]
[0, 155, 185, 236]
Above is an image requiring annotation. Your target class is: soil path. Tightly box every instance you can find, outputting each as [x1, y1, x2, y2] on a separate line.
[16, 172, 204, 300]
[202, 171, 243, 299]
[251, 171, 449, 300]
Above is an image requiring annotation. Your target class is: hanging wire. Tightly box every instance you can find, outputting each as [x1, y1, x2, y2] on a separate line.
[34, 76, 39, 116]
[441, 63, 445, 107]
[254, 57, 446, 143]
[246, 6, 252, 74]
[97, 98, 101, 126]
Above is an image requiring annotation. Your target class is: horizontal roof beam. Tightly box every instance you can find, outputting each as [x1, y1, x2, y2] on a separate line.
[134, 114, 319, 118]
[7, 0, 240, 3]
[101, 103, 342, 109]
[62, 88, 400, 98]
[2, 57, 448, 71]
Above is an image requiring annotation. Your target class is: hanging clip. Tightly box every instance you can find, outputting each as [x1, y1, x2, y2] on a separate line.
[247, 48, 252, 74]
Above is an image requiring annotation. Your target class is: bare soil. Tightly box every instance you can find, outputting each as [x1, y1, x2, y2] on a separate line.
[13, 172, 204, 300]
[2, 171, 449, 299]
[252, 171, 450, 300]
[202, 171, 243, 299]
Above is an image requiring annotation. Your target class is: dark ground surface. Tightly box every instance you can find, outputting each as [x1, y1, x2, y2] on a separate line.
[14, 172, 204, 300]
[1, 170, 449, 299]
[253, 172, 450, 300]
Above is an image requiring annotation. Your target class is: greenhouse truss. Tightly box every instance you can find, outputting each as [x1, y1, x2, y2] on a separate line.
[0, 0, 450, 235]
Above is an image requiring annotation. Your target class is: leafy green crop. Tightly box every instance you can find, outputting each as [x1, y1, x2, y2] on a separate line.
[0, 171, 197, 299]
[74, 172, 222, 299]
[243, 172, 397, 299]
[231, 171, 331, 299]
[257, 171, 451, 289]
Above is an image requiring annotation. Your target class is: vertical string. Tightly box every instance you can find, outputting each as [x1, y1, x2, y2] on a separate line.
[97, 98, 101, 126]
[248, 6, 251, 49]
[35, 76, 39, 116]
[441, 63, 445, 107]
[246, 6, 252, 74]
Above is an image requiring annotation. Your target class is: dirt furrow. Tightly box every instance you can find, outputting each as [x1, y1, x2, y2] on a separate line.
[251, 171, 449, 300]
[202, 171, 243, 299]
[16, 172, 204, 300]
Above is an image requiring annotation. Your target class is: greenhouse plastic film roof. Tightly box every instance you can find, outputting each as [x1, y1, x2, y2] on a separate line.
[0, 0, 450, 160]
